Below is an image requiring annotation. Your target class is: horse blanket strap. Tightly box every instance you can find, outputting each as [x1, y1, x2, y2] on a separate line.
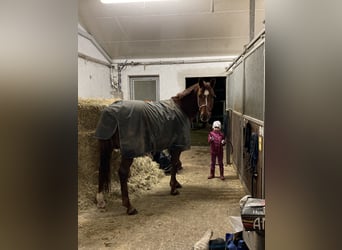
[95, 99, 191, 158]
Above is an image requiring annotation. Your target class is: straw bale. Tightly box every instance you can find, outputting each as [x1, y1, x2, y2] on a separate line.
[78, 97, 120, 131]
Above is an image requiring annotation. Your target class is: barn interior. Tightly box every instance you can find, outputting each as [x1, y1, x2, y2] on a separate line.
[78, 0, 265, 249]
[1, 1, 339, 249]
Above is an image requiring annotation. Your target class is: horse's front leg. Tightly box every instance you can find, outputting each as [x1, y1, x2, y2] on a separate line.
[119, 158, 138, 215]
[169, 149, 182, 195]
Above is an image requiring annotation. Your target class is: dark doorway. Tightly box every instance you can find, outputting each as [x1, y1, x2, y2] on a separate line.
[186, 76, 226, 125]
[186, 76, 226, 146]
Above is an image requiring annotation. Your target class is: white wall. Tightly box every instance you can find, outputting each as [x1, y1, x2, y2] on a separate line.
[78, 58, 113, 98]
[78, 24, 113, 98]
[117, 60, 232, 100]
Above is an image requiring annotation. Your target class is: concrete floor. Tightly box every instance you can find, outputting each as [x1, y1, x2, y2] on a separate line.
[78, 146, 248, 249]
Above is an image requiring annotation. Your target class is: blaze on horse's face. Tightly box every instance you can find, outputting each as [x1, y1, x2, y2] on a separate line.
[197, 79, 216, 122]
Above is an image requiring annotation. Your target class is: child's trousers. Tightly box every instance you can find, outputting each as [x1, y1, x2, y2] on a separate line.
[210, 152, 224, 175]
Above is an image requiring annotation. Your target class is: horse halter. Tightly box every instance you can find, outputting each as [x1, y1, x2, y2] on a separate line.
[198, 89, 210, 112]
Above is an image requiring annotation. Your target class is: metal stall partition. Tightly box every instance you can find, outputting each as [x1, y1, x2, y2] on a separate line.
[226, 60, 245, 183]
[225, 74, 233, 165]
[226, 31, 265, 198]
[244, 42, 265, 121]
[225, 109, 232, 164]
[243, 41, 265, 198]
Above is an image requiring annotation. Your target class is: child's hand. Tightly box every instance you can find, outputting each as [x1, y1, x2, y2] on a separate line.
[221, 140, 225, 145]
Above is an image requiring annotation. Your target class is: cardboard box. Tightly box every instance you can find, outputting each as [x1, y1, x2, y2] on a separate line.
[241, 198, 265, 231]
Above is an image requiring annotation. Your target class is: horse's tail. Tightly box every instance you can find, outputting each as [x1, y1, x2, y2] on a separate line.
[98, 139, 113, 193]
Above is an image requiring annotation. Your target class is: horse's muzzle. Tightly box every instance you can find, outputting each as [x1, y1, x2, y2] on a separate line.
[200, 113, 210, 123]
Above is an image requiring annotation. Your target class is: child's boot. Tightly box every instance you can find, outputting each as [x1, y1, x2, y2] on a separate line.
[219, 167, 225, 180]
[208, 168, 215, 179]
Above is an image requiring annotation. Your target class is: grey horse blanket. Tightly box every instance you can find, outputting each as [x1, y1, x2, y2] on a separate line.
[95, 99, 191, 158]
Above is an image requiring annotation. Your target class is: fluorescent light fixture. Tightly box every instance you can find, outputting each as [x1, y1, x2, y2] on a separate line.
[101, 0, 173, 3]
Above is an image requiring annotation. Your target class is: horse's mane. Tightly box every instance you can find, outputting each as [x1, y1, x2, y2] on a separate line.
[171, 84, 199, 119]
[171, 83, 199, 102]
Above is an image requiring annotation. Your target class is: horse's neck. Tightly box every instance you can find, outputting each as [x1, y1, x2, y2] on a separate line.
[172, 89, 198, 119]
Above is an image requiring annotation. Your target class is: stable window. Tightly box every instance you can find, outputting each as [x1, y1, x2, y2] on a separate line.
[129, 76, 159, 101]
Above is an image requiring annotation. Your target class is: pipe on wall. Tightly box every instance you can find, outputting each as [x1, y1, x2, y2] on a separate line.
[115, 58, 235, 67]
[78, 52, 111, 67]
[78, 28, 112, 64]
[225, 28, 265, 73]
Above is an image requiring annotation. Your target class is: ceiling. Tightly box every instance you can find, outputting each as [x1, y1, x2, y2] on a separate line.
[78, 0, 265, 60]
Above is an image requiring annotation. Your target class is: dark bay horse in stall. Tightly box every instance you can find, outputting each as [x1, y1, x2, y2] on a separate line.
[94, 79, 216, 215]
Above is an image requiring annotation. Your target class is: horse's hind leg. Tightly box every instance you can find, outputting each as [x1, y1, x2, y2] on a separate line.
[169, 149, 182, 195]
[119, 158, 138, 215]
[97, 139, 113, 209]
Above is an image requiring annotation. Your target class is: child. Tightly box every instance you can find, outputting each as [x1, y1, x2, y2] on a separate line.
[208, 121, 226, 180]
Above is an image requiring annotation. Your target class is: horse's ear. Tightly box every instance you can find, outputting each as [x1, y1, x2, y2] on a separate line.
[198, 78, 204, 88]
[210, 79, 216, 89]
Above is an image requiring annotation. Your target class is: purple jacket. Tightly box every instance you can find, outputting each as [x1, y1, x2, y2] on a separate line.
[208, 130, 225, 154]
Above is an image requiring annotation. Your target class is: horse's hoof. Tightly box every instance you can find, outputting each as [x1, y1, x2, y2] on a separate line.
[127, 207, 138, 215]
[96, 201, 106, 209]
[170, 189, 180, 195]
[96, 193, 106, 208]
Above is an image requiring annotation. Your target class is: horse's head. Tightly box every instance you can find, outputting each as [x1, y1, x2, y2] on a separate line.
[197, 79, 216, 122]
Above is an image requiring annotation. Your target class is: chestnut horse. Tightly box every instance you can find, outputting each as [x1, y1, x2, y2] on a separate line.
[95, 79, 216, 215]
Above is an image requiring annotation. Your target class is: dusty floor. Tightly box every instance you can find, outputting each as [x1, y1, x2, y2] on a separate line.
[78, 146, 247, 250]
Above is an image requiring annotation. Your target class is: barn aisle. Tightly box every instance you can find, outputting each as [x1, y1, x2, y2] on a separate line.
[78, 146, 247, 249]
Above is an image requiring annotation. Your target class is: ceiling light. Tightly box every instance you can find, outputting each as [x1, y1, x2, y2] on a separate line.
[101, 0, 174, 4]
